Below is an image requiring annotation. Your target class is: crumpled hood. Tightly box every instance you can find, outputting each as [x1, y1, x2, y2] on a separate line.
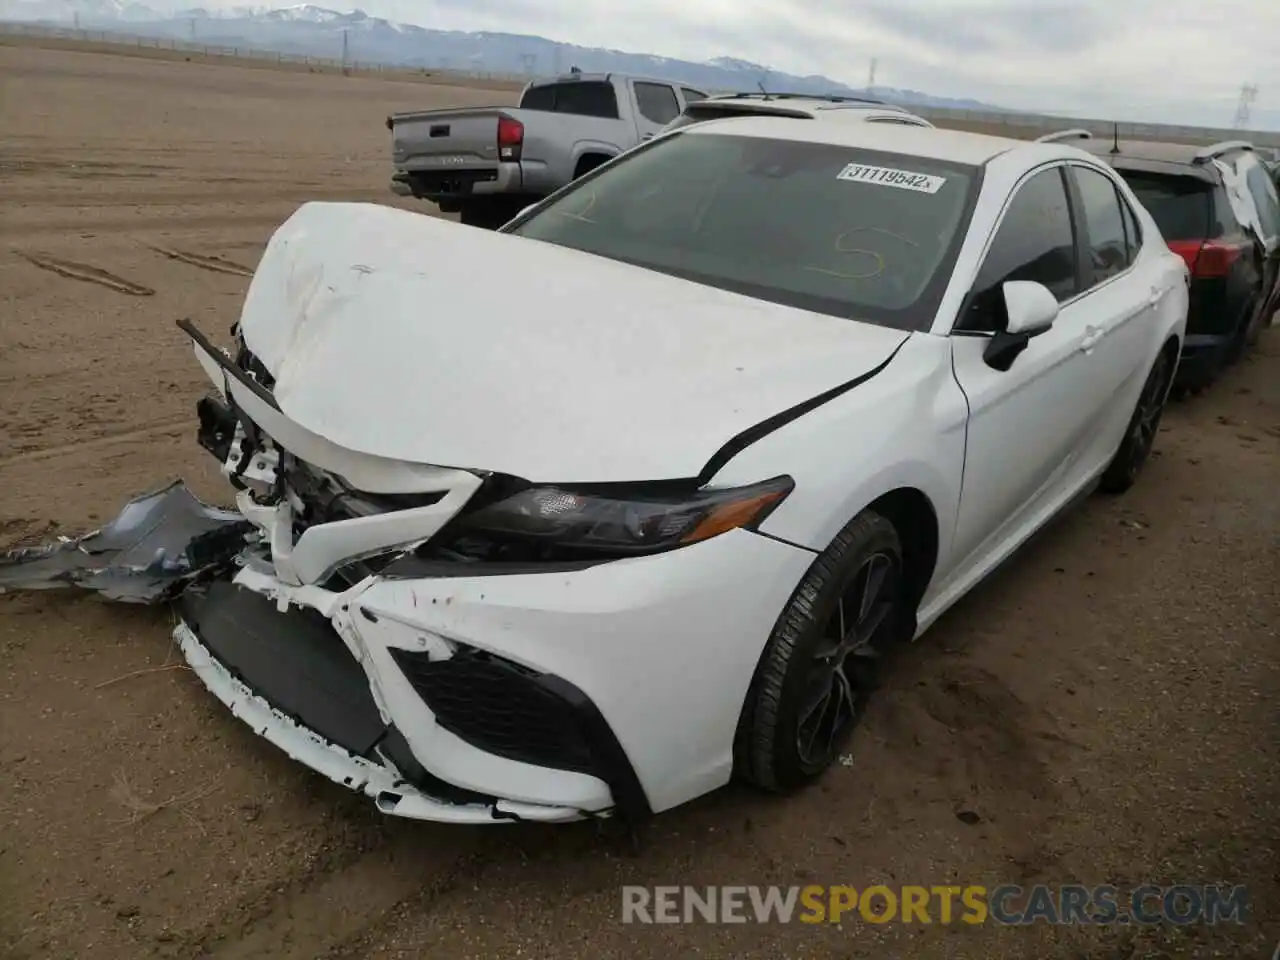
[237, 201, 909, 483]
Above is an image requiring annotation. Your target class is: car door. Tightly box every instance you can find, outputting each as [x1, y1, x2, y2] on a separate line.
[947, 165, 1097, 576]
[1064, 162, 1163, 472]
[630, 81, 682, 142]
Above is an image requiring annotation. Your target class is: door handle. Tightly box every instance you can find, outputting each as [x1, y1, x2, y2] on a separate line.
[641, 133, 654, 141]
[1078, 326, 1103, 352]
[1148, 285, 1163, 307]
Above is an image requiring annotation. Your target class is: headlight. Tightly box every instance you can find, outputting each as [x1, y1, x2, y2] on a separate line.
[452, 475, 794, 554]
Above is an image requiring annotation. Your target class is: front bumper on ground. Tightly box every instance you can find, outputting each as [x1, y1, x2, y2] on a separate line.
[173, 529, 816, 824]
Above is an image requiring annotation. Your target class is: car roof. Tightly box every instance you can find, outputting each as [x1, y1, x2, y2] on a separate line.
[1068, 135, 1257, 182]
[693, 93, 922, 118]
[703, 92, 900, 108]
[682, 113, 1021, 165]
[532, 72, 699, 87]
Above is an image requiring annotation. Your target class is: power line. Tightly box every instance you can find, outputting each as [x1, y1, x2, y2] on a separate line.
[1232, 83, 1259, 129]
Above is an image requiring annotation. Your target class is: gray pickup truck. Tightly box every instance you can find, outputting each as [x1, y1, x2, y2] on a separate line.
[387, 71, 710, 228]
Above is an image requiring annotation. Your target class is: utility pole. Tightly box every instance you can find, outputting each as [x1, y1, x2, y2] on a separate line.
[189, 18, 196, 41]
[1232, 83, 1258, 129]
[867, 58, 878, 95]
[520, 52, 536, 77]
[341, 28, 349, 75]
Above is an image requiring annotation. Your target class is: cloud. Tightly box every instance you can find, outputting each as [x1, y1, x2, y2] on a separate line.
[191, 0, 1280, 128]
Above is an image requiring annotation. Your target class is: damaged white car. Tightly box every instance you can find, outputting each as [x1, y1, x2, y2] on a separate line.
[173, 117, 1188, 824]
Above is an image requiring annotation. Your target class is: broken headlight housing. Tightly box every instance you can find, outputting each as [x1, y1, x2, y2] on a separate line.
[448, 475, 794, 556]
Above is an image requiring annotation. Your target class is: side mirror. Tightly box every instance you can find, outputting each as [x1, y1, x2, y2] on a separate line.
[1002, 280, 1059, 335]
[982, 281, 1059, 372]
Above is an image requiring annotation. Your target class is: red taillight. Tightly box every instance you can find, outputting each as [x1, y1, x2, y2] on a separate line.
[1167, 239, 1244, 278]
[497, 116, 524, 161]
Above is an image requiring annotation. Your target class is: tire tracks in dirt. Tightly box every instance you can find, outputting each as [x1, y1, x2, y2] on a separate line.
[212, 843, 496, 960]
[166, 813, 391, 959]
[0, 211, 295, 240]
[173, 816, 498, 960]
[15, 252, 154, 296]
[0, 416, 191, 470]
[142, 243, 255, 278]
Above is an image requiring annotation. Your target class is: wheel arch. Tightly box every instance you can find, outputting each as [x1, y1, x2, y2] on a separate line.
[572, 149, 616, 179]
[863, 487, 940, 617]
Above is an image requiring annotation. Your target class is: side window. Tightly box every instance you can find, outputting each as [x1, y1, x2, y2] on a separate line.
[518, 85, 555, 111]
[550, 81, 620, 119]
[679, 87, 707, 104]
[959, 167, 1078, 333]
[634, 82, 681, 125]
[1071, 166, 1130, 287]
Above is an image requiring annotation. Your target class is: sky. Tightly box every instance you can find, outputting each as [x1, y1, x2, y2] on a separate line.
[184, 0, 1279, 129]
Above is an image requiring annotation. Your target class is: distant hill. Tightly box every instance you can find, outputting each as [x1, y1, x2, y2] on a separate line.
[0, 1, 1004, 110]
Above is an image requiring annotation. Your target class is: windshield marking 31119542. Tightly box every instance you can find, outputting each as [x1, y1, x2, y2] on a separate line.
[836, 163, 948, 194]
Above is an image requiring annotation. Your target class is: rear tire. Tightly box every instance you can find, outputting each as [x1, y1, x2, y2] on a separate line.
[1099, 345, 1174, 495]
[736, 511, 906, 792]
[458, 205, 512, 230]
[457, 198, 530, 230]
[1223, 295, 1260, 366]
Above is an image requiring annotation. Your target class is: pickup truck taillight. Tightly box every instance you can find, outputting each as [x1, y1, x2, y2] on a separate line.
[497, 116, 524, 162]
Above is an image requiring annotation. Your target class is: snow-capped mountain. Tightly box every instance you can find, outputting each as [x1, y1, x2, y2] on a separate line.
[0, 0, 164, 20]
[0, 1, 999, 110]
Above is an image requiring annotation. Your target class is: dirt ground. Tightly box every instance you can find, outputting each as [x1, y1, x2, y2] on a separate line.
[0, 41, 1277, 960]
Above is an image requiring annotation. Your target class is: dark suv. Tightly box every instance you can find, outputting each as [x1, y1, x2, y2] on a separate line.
[1040, 131, 1280, 390]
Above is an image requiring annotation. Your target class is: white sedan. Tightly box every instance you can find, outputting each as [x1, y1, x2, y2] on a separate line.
[178, 116, 1188, 825]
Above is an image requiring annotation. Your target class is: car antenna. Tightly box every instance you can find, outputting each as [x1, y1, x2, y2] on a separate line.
[1110, 121, 1121, 155]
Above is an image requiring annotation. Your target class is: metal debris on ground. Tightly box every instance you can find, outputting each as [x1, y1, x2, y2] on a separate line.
[0, 480, 251, 604]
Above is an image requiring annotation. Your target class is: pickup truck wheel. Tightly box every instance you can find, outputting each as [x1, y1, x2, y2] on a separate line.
[573, 154, 611, 179]
[459, 206, 510, 230]
[458, 198, 528, 230]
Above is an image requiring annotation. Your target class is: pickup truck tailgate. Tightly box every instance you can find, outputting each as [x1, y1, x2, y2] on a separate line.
[391, 107, 498, 166]
[389, 107, 523, 200]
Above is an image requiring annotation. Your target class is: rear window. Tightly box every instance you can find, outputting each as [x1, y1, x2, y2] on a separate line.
[518, 81, 619, 119]
[508, 130, 980, 330]
[1118, 172, 1213, 241]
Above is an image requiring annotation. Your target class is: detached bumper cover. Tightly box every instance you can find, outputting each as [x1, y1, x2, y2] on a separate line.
[0, 481, 249, 603]
[171, 526, 815, 823]
[175, 578, 595, 824]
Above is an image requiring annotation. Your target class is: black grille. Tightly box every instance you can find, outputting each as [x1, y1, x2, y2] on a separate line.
[389, 646, 598, 776]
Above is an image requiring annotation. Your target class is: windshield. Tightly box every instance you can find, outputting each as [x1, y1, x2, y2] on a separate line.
[507, 131, 980, 329]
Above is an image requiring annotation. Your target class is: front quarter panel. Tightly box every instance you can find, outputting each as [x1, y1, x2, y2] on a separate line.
[708, 333, 966, 601]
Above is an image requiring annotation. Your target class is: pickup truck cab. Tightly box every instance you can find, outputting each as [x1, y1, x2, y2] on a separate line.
[388, 71, 710, 228]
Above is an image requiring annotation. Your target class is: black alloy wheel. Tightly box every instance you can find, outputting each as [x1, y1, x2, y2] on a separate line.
[1100, 347, 1173, 494]
[794, 552, 898, 769]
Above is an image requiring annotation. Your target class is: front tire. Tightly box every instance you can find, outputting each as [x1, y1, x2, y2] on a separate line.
[1099, 345, 1174, 494]
[736, 511, 906, 792]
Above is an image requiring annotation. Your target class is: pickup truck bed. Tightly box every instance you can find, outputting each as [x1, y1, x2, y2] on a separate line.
[387, 72, 709, 228]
